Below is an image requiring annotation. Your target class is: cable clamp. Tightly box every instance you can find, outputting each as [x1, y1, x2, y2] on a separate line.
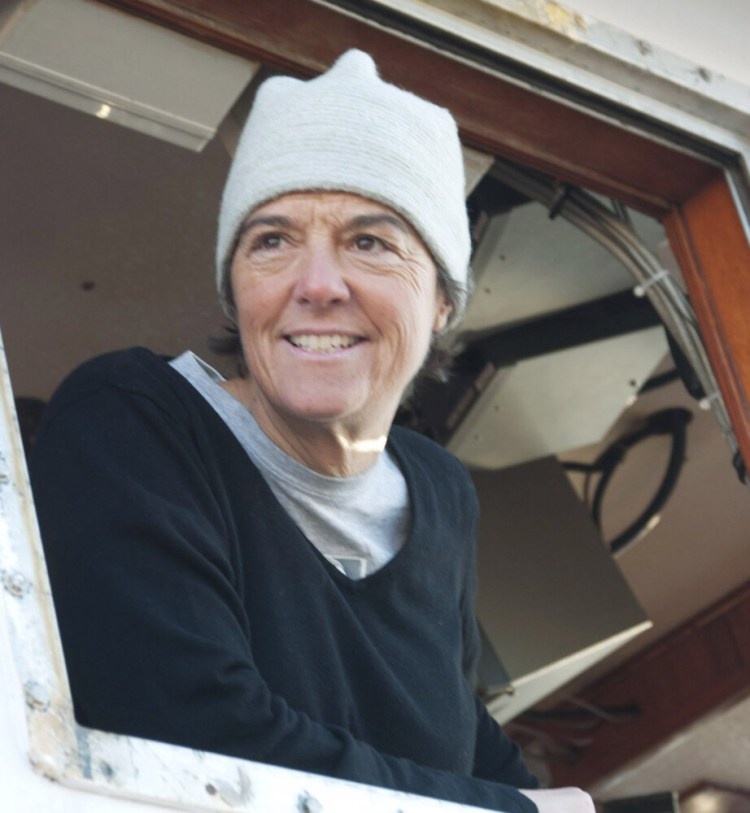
[548, 183, 572, 220]
[699, 391, 721, 411]
[634, 269, 670, 298]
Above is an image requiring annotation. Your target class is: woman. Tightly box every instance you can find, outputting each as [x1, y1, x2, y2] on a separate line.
[31, 50, 590, 813]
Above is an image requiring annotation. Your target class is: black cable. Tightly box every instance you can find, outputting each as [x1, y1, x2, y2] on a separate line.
[638, 368, 680, 394]
[561, 460, 599, 505]
[589, 419, 665, 530]
[521, 703, 640, 726]
[732, 450, 748, 484]
[560, 461, 598, 473]
[566, 409, 693, 554]
[595, 409, 693, 554]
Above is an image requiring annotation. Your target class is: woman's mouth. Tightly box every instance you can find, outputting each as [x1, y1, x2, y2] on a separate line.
[285, 334, 364, 352]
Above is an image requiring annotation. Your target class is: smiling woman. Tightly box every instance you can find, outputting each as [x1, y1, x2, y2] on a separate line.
[224, 192, 451, 476]
[28, 49, 592, 813]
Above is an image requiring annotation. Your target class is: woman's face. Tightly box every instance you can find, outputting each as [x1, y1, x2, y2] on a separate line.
[229, 191, 451, 439]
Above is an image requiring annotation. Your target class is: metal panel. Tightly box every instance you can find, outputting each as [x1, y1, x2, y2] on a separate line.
[448, 327, 668, 470]
[464, 201, 665, 333]
[472, 458, 650, 723]
[0, 0, 258, 150]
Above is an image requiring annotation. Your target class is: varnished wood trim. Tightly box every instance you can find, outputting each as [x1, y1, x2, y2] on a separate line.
[664, 174, 750, 471]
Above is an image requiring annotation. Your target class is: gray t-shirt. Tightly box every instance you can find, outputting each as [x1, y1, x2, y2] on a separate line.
[170, 352, 409, 579]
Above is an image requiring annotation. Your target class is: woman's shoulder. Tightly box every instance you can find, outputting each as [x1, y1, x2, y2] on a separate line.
[46, 347, 187, 407]
[52, 346, 171, 388]
[38, 347, 206, 437]
[388, 424, 475, 492]
[388, 423, 462, 461]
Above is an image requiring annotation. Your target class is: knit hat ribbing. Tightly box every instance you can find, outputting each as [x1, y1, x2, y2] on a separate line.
[216, 49, 471, 325]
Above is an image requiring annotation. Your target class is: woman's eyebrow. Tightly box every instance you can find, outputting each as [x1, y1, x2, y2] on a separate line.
[347, 214, 409, 233]
[238, 215, 293, 238]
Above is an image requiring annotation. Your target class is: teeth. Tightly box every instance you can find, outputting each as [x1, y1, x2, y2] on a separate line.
[288, 334, 361, 352]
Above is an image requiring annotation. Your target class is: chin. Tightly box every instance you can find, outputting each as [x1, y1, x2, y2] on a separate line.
[281, 395, 365, 423]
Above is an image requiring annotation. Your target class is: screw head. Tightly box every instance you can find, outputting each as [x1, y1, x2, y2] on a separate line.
[4, 571, 31, 598]
[298, 793, 323, 813]
[24, 682, 50, 712]
[99, 761, 115, 780]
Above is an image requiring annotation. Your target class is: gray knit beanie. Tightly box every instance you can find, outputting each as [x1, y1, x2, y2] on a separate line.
[216, 49, 471, 327]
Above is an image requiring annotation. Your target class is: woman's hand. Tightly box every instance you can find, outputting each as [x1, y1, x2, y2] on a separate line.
[519, 787, 596, 813]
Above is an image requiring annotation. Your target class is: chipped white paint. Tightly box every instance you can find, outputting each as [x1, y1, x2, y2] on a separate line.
[0, 327, 500, 810]
[500, 0, 588, 39]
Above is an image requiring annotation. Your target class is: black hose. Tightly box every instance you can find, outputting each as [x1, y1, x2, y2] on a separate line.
[583, 409, 693, 554]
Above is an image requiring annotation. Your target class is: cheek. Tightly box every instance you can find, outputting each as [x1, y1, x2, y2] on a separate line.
[380, 296, 438, 371]
[232, 270, 283, 328]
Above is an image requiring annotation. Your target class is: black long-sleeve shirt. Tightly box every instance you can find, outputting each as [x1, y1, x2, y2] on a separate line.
[30, 348, 538, 812]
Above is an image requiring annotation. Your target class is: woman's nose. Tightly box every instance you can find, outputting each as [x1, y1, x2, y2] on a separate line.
[293, 247, 350, 306]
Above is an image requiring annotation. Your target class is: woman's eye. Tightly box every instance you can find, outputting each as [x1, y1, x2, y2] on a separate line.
[354, 235, 386, 251]
[250, 232, 284, 252]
